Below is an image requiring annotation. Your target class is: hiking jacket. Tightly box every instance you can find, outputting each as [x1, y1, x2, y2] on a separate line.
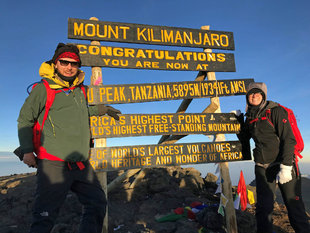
[242, 100, 296, 166]
[17, 62, 100, 162]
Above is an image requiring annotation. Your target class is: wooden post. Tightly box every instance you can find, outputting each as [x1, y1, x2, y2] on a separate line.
[89, 16, 108, 233]
[158, 70, 207, 144]
[108, 63, 211, 192]
[130, 68, 210, 189]
[202, 25, 238, 233]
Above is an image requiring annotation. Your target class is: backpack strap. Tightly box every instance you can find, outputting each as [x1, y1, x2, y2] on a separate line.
[35, 82, 86, 137]
[36, 80, 56, 147]
[80, 84, 86, 98]
[249, 109, 273, 126]
[27, 81, 42, 94]
[265, 109, 274, 127]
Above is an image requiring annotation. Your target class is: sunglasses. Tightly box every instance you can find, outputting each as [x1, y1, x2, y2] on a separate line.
[58, 59, 79, 68]
[248, 91, 262, 96]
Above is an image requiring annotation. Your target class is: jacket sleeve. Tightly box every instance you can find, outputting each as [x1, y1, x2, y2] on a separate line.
[88, 105, 100, 116]
[271, 106, 296, 166]
[237, 116, 252, 160]
[17, 84, 46, 154]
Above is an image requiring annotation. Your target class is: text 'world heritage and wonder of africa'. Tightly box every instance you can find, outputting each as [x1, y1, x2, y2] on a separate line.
[89, 141, 246, 171]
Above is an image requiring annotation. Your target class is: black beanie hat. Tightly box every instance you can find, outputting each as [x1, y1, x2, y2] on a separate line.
[51, 43, 81, 67]
[247, 88, 266, 101]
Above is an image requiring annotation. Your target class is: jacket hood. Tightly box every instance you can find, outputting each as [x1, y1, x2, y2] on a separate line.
[39, 62, 85, 89]
[246, 82, 267, 99]
[245, 82, 268, 113]
[264, 100, 279, 110]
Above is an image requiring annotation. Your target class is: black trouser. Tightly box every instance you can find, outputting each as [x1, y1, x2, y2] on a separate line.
[255, 164, 310, 233]
[30, 159, 106, 233]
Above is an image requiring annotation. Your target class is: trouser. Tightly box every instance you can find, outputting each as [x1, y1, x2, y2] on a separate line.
[30, 159, 106, 233]
[255, 163, 310, 233]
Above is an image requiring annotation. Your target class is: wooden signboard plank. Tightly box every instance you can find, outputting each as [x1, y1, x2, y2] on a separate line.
[89, 140, 248, 172]
[68, 18, 234, 50]
[87, 79, 254, 104]
[90, 113, 240, 138]
[75, 44, 235, 72]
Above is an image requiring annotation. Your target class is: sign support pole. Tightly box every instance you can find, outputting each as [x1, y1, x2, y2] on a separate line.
[89, 16, 108, 233]
[202, 25, 238, 233]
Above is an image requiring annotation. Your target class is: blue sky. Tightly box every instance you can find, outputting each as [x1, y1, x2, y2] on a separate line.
[1, 0, 310, 163]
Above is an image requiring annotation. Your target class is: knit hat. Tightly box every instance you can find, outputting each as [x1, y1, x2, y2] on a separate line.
[247, 88, 266, 100]
[246, 82, 267, 100]
[51, 43, 81, 67]
[245, 82, 268, 115]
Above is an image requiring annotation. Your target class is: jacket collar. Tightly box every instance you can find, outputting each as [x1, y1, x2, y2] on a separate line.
[246, 100, 279, 118]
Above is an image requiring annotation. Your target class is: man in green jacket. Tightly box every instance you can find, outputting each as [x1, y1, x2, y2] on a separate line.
[18, 43, 120, 233]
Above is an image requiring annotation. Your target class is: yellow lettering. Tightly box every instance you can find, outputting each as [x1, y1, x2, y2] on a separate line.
[74, 22, 84, 36]
[203, 33, 211, 46]
[137, 28, 147, 41]
[85, 24, 96, 37]
[174, 31, 183, 43]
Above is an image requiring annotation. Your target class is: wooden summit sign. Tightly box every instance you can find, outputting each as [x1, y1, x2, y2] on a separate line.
[89, 141, 246, 171]
[87, 79, 253, 104]
[90, 113, 240, 138]
[75, 44, 235, 72]
[68, 18, 234, 50]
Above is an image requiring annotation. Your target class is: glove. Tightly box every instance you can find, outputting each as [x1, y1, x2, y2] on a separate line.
[98, 105, 121, 120]
[106, 106, 121, 120]
[13, 146, 24, 161]
[231, 110, 251, 160]
[276, 164, 293, 184]
[231, 109, 242, 117]
[231, 110, 244, 125]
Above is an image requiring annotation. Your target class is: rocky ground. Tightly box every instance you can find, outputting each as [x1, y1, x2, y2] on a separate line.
[0, 166, 309, 233]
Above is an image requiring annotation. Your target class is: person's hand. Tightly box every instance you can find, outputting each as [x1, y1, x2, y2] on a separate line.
[231, 109, 242, 116]
[98, 105, 121, 120]
[276, 164, 293, 184]
[231, 110, 244, 127]
[23, 153, 37, 168]
[106, 106, 121, 120]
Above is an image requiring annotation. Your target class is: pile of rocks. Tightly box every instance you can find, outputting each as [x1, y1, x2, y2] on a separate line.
[0, 166, 297, 233]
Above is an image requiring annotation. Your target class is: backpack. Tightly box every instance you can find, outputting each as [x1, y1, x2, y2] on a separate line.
[251, 104, 304, 173]
[30, 79, 86, 160]
[278, 104, 304, 160]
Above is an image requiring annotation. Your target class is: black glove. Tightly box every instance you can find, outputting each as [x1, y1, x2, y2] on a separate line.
[240, 139, 251, 160]
[234, 114, 251, 160]
[13, 147, 39, 166]
[13, 147, 24, 161]
[98, 105, 121, 120]
[236, 113, 244, 127]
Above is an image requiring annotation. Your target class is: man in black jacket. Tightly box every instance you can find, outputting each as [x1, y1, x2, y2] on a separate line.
[238, 82, 309, 233]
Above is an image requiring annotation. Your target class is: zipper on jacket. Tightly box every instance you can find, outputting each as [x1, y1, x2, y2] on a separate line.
[72, 89, 80, 107]
[72, 88, 88, 148]
[48, 115, 56, 137]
